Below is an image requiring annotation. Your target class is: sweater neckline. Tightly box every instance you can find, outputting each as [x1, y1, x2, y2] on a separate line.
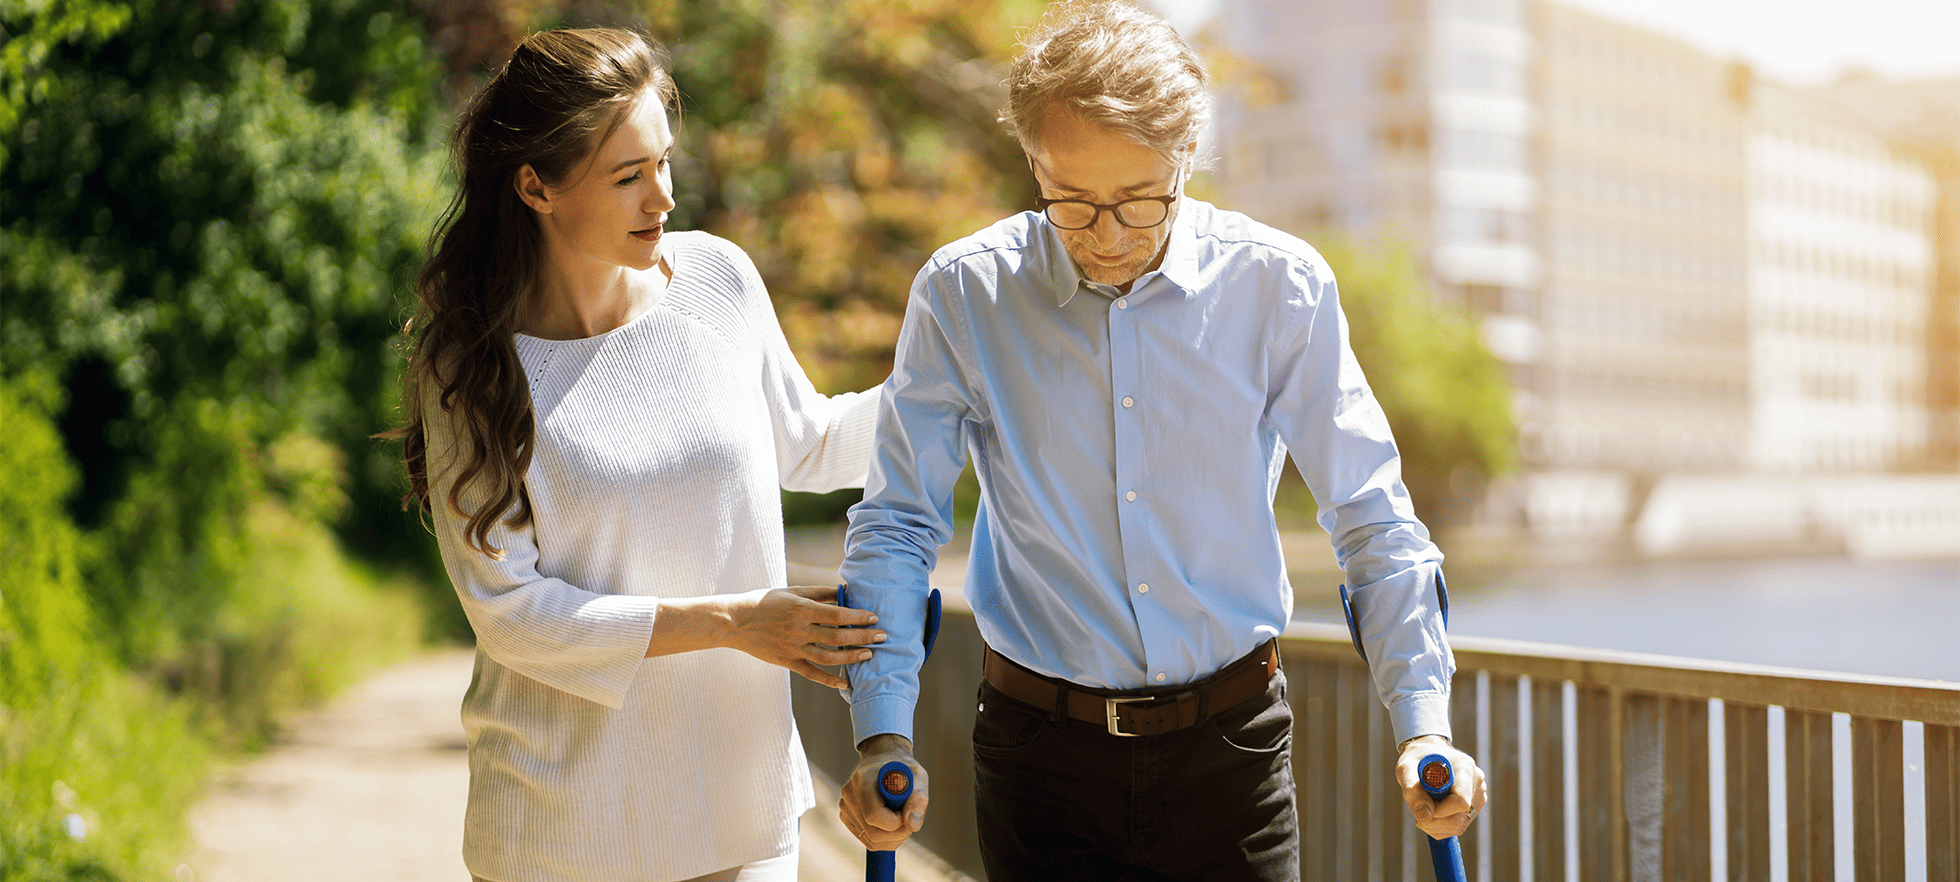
[515, 241, 686, 346]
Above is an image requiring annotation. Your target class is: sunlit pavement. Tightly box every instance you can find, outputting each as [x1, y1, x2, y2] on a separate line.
[186, 648, 967, 882]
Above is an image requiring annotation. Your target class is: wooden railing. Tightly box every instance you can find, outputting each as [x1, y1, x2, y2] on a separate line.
[790, 610, 1960, 881]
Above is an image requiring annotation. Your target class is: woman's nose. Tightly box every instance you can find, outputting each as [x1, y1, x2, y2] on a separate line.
[647, 181, 676, 213]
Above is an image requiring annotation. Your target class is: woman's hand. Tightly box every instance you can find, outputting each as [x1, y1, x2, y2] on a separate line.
[725, 586, 885, 688]
[646, 585, 883, 688]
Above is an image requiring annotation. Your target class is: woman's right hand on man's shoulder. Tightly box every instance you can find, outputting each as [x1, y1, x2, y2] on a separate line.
[645, 586, 884, 688]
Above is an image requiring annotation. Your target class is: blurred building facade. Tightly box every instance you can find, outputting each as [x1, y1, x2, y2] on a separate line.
[1212, 0, 1960, 547]
[1532, 2, 1751, 475]
[1744, 81, 1937, 474]
[1803, 76, 1960, 472]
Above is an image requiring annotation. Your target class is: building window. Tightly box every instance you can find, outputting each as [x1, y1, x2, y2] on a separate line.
[1439, 128, 1527, 171]
[1440, 206, 1535, 245]
[1439, 48, 1525, 96]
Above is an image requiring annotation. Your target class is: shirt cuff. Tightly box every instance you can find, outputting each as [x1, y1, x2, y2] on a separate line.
[1386, 692, 1453, 746]
[849, 693, 916, 747]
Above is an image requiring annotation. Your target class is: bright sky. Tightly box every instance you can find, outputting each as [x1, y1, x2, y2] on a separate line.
[1559, 0, 1960, 84]
[1151, 0, 1960, 85]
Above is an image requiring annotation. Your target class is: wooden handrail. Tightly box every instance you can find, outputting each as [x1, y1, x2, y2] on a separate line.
[1284, 620, 1960, 726]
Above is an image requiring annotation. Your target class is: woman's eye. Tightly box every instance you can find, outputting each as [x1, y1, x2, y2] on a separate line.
[616, 172, 642, 186]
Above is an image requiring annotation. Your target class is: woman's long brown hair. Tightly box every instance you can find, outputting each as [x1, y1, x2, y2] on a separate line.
[389, 28, 675, 558]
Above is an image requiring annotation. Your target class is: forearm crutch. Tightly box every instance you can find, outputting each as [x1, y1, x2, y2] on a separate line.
[840, 586, 942, 882]
[1340, 581, 1466, 882]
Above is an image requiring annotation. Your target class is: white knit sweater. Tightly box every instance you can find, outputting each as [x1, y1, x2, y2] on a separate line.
[424, 232, 879, 882]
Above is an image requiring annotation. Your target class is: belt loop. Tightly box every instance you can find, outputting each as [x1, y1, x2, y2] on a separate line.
[1050, 681, 1068, 724]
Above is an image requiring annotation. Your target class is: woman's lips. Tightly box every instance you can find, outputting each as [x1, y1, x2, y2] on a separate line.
[631, 224, 662, 242]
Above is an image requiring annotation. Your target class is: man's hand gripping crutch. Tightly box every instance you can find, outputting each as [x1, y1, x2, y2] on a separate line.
[1343, 583, 1487, 882]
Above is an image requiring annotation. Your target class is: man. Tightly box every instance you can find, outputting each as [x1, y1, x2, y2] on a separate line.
[836, 1, 1487, 878]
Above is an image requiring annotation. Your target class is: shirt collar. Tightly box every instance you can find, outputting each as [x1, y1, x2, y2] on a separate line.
[1044, 201, 1202, 308]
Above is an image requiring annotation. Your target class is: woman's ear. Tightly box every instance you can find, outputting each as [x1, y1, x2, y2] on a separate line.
[515, 164, 552, 214]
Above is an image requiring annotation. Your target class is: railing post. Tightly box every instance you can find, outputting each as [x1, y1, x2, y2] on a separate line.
[1364, 680, 1406, 882]
[1490, 674, 1523, 882]
[1531, 677, 1566, 882]
[1785, 709, 1835, 882]
[1294, 655, 1339, 881]
[1850, 717, 1905, 880]
[1662, 696, 1712, 879]
[1575, 685, 1627, 882]
[1928, 723, 1958, 882]
[1625, 693, 1664, 881]
[1338, 659, 1365, 880]
[1724, 702, 1771, 881]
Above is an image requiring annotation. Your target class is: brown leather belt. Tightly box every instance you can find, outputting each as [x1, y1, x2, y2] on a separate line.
[982, 640, 1280, 737]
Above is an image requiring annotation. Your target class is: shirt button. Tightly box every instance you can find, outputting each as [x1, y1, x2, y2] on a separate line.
[1117, 298, 1129, 309]
[1126, 490, 1137, 502]
[1137, 582, 1150, 593]
[1155, 673, 1167, 683]
[1122, 396, 1134, 408]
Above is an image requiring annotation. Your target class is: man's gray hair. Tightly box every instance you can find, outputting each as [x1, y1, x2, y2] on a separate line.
[1001, 0, 1212, 169]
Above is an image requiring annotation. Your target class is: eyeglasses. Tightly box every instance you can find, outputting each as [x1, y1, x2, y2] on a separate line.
[1033, 169, 1183, 230]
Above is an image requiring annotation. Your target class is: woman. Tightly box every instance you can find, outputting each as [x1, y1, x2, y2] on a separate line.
[393, 28, 885, 882]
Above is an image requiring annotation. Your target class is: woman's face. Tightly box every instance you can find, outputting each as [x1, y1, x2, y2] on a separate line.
[519, 87, 676, 273]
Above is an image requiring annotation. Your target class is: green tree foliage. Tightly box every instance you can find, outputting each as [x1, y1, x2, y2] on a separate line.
[2, 0, 452, 655]
[2, 0, 444, 872]
[0, 385, 208, 882]
[1310, 238, 1517, 527]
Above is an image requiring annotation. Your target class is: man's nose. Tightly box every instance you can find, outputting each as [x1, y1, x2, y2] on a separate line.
[1087, 210, 1125, 247]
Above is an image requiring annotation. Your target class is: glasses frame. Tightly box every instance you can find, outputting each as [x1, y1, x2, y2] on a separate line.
[1032, 168, 1184, 231]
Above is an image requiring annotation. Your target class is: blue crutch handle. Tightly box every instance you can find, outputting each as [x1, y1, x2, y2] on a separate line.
[864, 761, 913, 882]
[1419, 753, 1468, 882]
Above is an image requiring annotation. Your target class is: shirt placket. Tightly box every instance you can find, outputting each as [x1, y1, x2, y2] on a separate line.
[1103, 282, 1178, 688]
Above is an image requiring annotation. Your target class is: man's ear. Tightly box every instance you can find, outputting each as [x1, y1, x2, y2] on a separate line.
[515, 164, 552, 214]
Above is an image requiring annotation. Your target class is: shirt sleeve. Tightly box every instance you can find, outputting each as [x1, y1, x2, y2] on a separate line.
[421, 377, 659, 708]
[1267, 255, 1455, 745]
[838, 262, 977, 745]
[728, 242, 882, 493]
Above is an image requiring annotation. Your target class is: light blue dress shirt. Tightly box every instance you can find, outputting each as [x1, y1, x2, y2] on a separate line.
[841, 199, 1455, 746]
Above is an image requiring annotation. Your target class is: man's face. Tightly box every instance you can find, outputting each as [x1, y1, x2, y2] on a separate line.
[1027, 105, 1186, 293]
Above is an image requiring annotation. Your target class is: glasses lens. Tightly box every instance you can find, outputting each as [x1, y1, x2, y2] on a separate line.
[1045, 202, 1097, 230]
[1115, 198, 1170, 228]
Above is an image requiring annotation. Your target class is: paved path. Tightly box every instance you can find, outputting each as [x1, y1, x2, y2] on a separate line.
[187, 648, 968, 882]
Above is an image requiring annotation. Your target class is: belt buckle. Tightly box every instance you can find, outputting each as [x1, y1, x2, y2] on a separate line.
[1104, 695, 1152, 737]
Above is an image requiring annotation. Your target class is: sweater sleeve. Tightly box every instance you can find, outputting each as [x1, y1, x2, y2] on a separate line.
[728, 241, 881, 493]
[421, 378, 658, 708]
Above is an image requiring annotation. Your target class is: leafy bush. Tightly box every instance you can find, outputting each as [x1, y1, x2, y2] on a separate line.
[0, 383, 207, 881]
[3, 0, 449, 876]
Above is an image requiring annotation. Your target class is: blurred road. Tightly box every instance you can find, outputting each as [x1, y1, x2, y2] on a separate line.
[186, 648, 969, 882]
